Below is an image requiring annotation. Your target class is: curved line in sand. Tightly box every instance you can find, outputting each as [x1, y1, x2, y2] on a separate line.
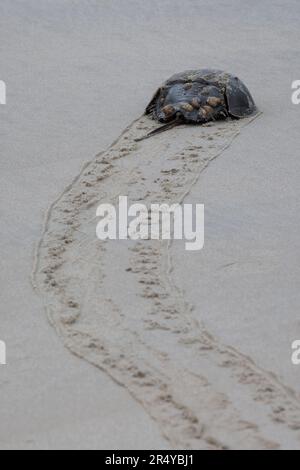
[32, 112, 300, 449]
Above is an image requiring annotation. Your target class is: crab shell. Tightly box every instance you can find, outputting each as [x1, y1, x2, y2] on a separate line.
[145, 69, 257, 124]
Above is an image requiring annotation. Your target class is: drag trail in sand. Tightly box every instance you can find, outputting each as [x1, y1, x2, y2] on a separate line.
[33, 113, 300, 449]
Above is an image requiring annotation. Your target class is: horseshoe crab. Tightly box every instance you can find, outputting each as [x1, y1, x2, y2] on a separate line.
[138, 69, 257, 140]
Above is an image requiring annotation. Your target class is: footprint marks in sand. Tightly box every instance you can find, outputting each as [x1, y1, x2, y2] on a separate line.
[33, 115, 300, 449]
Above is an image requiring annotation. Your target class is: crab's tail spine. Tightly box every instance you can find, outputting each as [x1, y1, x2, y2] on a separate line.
[135, 118, 182, 142]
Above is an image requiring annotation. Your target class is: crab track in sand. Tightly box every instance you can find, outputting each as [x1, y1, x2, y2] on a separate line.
[33, 115, 300, 449]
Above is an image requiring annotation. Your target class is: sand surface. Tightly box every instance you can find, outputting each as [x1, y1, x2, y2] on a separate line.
[1, 0, 300, 449]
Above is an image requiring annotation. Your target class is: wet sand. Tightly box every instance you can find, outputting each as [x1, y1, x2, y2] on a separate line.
[1, 0, 300, 449]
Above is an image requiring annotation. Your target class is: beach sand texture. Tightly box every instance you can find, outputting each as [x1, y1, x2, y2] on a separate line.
[33, 113, 300, 449]
[1, 0, 300, 449]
